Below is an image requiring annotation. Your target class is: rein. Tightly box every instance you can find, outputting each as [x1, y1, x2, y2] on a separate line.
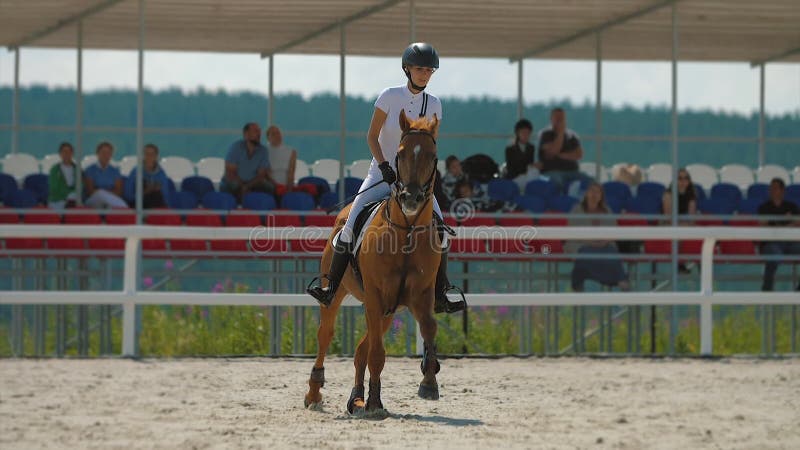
[382, 127, 438, 316]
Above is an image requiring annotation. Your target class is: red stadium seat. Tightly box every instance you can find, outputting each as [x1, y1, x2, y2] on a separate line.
[266, 211, 302, 227]
[304, 213, 336, 227]
[91, 209, 136, 252]
[211, 214, 262, 254]
[498, 213, 535, 227]
[144, 210, 182, 252]
[171, 212, 221, 252]
[6, 208, 59, 251]
[460, 216, 495, 227]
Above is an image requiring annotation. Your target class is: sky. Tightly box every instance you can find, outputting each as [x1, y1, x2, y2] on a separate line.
[0, 48, 798, 116]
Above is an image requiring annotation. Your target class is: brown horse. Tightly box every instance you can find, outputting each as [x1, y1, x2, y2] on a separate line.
[304, 110, 443, 414]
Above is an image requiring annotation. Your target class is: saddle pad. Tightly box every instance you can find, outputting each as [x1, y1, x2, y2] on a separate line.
[352, 200, 386, 257]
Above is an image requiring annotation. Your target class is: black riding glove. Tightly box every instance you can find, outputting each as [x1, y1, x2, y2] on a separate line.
[378, 161, 397, 184]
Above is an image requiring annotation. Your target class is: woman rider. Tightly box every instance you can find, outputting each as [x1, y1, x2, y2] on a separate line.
[307, 42, 464, 314]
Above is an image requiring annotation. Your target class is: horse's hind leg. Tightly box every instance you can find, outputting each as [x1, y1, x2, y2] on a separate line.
[410, 292, 440, 400]
[304, 288, 347, 408]
[349, 315, 392, 414]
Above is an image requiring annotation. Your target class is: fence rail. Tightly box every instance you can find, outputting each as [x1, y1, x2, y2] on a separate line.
[1, 225, 799, 357]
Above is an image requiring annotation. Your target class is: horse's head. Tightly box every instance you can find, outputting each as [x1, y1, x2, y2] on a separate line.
[394, 110, 439, 216]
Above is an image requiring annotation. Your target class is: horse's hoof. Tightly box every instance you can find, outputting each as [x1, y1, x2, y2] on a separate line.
[347, 398, 366, 415]
[304, 393, 322, 409]
[418, 383, 439, 400]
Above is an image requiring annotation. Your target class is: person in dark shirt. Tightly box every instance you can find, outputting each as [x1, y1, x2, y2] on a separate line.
[758, 178, 800, 291]
[505, 118, 541, 176]
[537, 108, 593, 196]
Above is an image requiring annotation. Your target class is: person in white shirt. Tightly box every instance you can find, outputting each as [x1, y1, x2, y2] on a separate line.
[266, 125, 297, 193]
[308, 42, 464, 314]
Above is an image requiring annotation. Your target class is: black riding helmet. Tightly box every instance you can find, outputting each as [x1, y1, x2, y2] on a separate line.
[402, 42, 439, 91]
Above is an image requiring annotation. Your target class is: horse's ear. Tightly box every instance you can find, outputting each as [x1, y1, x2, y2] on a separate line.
[399, 109, 410, 133]
[429, 114, 440, 138]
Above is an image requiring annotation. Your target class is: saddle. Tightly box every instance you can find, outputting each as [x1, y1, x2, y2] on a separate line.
[348, 199, 387, 289]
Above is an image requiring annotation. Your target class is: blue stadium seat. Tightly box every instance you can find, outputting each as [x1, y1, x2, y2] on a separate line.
[524, 179, 558, 199]
[7, 189, 39, 208]
[737, 197, 762, 215]
[281, 191, 316, 211]
[746, 183, 769, 202]
[181, 176, 215, 200]
[602, 181, 633, 205]
[298, 176, 330, 196]
[513, 194, 545, 213]
[23, 174, 48, 205]
[336, 177, 364, 198]
[546, 195, 577, 213]
[604, 196, 625, 214]
[626, 196, 662, 215]
[698, 198, 736, 215]
[171, 191, 199, 210]
[693, 185, 707, 203]
[710, 183, 742, 207]
[0, 172, 18, 203]
[318, 192, 340, 209]
[201, 191, 237, 211]
[636, 181, 665, 200]
[488, 178, 520, 202]
[242, 192, 277, 211]
[786, 184, 800, 203]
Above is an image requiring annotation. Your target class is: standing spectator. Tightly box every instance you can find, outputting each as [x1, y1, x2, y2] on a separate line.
[505, 118, 541, 192]
[537, 108, 593, 196]
[661, 168, 697, 222]
[125, 144, 173, 209]
[758, 178, 800, 291]
[441, 155, 466, 205]
[48, 142, 79, 209]
[566, 182, 630, 292]
[84, 141, 127, 208]
[221, 122, 276, 201]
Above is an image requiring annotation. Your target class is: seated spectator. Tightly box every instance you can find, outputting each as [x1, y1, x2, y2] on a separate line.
[454, 179, 487, 212]
[537, 108, 593, 197]
[266, 125, 318, 198]
[441, 155, 466, 205]
[221, 122, 276, 201]
[758, 178, 800, 292]
[505, 118, 542, 191]
[661, 168, 697, 223]
[566, 182, 630, 292]
[84, 141, 127, 209]
[125, 144, 173, 209]
[612, 164, 643, 187]
[48, 142, 78, 209]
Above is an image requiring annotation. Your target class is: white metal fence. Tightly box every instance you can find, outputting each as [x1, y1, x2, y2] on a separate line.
[1, 224, 799, 357]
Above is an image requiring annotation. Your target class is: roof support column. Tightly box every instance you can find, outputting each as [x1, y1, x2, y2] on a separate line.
[11, 48, 19, 154]
[135, 0, 145, 225]
[595, 32, 603, 181]
[268, 55, 274, 127]
[75, 22, 84, 205]
[517, 60, 523, 120]
[758, 64, 765, 167]
[339, 23, 346, 203]
[669, 2, 679, 356]
[409, 0, 416, 42]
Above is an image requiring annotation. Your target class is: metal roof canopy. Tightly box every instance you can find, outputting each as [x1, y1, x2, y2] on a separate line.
[1, 0, 799, 65]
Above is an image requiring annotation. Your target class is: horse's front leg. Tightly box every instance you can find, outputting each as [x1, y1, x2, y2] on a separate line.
[349, 314, 392, 414]
[363, 301, 388, 412]
[304, 288, 347, 409]
[411, 288, 440, 400]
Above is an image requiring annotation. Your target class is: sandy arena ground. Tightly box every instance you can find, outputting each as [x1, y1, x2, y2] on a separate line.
[1, 357, 799, 449]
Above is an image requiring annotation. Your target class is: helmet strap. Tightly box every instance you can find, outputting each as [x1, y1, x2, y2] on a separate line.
[404, 68, 427, 92]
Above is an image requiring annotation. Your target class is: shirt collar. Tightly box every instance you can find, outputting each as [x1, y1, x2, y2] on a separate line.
[404, 84, 423, 99]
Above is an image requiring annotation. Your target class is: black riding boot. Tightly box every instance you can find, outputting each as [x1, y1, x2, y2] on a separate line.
[434, 249, 467, 314]
[307, 235, 351, 307]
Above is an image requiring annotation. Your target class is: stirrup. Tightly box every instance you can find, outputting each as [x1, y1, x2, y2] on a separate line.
[306, 276, 334, 307]
[434, 285, 467, 314]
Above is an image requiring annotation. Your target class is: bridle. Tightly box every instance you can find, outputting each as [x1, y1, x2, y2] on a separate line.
[381, 127, 439, 317]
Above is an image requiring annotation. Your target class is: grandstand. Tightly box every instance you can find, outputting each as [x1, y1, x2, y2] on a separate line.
[1, 0, 799, 362]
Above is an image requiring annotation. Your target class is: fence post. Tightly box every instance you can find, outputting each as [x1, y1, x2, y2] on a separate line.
[122, 237, 141, 357]
[700, 237, 716, 356]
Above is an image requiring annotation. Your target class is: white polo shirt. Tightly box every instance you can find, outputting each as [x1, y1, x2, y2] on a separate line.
[373, 84, 442, 168]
